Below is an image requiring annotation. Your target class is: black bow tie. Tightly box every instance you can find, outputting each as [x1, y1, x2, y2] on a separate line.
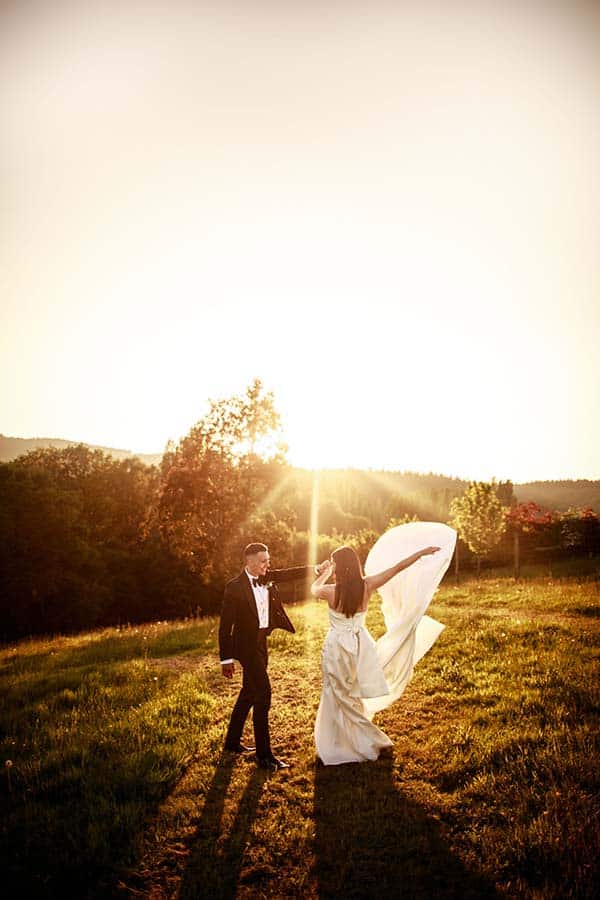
[252, 577, 262, 588]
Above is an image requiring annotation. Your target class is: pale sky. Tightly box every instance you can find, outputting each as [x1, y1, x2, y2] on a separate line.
[1, 0, 599, 482]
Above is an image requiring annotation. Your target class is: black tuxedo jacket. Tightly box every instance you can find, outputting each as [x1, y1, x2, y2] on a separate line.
[218, 566, 313, 663]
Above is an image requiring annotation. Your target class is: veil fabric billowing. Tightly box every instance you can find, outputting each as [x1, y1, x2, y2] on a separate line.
[362, 521, 457, 717]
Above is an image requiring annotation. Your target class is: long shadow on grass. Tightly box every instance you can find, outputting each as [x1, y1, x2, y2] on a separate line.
[178, 752, 265, 900]
[314, 754, 499, 899]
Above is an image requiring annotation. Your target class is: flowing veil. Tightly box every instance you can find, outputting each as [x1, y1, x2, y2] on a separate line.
[363, 521, 457, 716]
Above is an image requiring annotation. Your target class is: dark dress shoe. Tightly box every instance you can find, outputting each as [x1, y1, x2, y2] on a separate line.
[224, 742, 255, 754]
[256, 754, 290, 770]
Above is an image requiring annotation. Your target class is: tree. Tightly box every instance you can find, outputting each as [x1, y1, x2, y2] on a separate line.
[386, 513, 420, 529]
[449, 481, 507, 576]
[343, 528, 381, 566]
[495, 480, 515, 507]
[504, 501, 554, 579]
[152, 379, 286, 586]
[558, 507, 600, 555]
[0, 445, 170, 638]
[244, 510, 295, 567]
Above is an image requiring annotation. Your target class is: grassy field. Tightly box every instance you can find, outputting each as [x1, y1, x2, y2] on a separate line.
[1, 573, 599, 899]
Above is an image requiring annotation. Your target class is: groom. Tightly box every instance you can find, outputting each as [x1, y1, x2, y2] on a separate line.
[219, 542, 325, 770]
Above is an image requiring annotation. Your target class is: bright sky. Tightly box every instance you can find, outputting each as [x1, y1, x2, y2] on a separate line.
[1, 0, 599, 482]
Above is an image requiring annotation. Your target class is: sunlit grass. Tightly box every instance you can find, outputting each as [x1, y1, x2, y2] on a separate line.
[0, 620, 217, 897]
[0, 577, 598, 898]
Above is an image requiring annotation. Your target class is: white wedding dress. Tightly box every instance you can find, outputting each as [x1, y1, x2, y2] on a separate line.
[314, 522, 457, 765]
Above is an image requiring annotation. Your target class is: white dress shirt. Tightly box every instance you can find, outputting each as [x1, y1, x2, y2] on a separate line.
[247, 569, 270, 628]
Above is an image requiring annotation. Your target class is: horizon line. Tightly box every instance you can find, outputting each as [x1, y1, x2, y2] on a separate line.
[1, 433, 599, 485]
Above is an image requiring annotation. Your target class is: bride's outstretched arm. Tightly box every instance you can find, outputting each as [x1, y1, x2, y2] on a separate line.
[364, 546, 440, 594]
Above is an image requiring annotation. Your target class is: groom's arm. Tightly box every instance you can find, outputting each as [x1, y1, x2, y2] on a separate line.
[267, 564, 322, 584]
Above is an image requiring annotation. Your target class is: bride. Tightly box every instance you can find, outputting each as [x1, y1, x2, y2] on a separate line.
[311, 522, 457, 765]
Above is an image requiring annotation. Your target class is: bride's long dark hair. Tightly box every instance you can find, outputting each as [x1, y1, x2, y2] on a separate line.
[333, 545, 366, 617]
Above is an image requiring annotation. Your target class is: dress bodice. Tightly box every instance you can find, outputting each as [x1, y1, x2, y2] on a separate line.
[327, 608, 367, 631]
[322, 607, 389, 701]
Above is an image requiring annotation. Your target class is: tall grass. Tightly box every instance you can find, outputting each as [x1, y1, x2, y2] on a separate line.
[0, 621, 216, 897]
[1, 577, 598, 898]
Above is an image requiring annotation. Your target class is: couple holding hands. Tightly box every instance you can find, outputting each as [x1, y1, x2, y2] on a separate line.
[219, 523, 457, 770]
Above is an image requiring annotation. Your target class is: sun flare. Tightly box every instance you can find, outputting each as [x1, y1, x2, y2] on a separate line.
[309, 470, 320, 567]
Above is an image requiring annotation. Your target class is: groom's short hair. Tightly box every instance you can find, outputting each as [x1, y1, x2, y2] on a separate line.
[244, 542, 268, 558]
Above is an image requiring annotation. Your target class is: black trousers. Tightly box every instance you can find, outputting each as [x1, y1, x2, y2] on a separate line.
[225, 629, 272, 757]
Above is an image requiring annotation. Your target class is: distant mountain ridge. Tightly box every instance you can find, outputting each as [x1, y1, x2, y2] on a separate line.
[513, 480, 600, 513]
[1, 434, 598, 512]
[0, 435, 162, 468]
